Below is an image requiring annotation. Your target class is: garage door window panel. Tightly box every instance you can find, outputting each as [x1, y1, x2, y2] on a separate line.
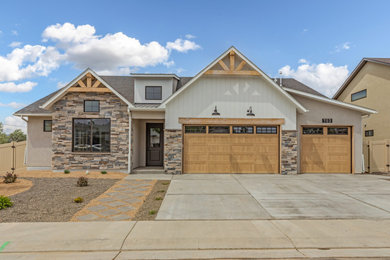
[256, 126, 277, 134]
[328, 127, 348, 135]
[303, 127, 323, 135]
[233, 126, 254, 134]
[208, 126, 230, 134]
[185, 126, 206, 134]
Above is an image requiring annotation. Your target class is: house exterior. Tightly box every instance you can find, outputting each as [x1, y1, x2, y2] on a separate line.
[15, 47, 376, 174]
[333, 58, 390, 171]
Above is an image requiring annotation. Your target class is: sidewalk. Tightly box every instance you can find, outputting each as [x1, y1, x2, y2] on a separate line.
[1, 219, 390, 259]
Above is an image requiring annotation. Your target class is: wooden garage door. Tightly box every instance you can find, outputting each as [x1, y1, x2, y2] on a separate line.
[183, 125, 279, 173]
[301, 126, 352, 173]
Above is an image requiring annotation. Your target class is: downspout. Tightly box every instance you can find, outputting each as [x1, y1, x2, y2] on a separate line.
[127, 107, 132, 174]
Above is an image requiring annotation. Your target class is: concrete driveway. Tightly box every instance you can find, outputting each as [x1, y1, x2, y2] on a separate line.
[157, 174, 390, 220]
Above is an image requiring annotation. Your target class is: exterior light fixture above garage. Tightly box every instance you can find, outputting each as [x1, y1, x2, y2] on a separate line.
[246, 106, 255, 116]
[212, 106, 220, 116]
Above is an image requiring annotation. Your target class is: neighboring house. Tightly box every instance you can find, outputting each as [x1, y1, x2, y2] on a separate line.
[333, 58, 390, 171]
[14, 47, 376, 174]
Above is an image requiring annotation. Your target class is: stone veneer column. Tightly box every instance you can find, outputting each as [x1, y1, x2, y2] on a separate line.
[164, 129, 182, 174]
[281, 130, 298, 175]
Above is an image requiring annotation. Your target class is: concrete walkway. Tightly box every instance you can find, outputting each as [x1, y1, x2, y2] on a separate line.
[157, 173, 390, 220]
[1, 220, 390, 259]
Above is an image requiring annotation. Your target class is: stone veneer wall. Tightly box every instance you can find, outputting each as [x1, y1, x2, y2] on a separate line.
[164, 129, 182, 174]
[52, 92, 129, 171]
[281, 130, 298, 175]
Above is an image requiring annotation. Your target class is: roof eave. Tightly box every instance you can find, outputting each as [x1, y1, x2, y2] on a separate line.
[40, 68, 134, 109]
[13, 113, 52, 117]
[285, 87, 377, 114]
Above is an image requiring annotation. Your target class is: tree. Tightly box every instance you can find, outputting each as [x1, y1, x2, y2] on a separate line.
[0, 123, 9, 144]
[8, 129, 26, 142]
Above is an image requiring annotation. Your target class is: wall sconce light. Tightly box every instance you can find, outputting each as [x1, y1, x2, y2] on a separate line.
[212, 106, 220, 116]
[247, 106, 255, 116]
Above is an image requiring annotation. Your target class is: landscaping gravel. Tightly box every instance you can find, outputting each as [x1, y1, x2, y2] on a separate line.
[0, 178, 118, 222]
[133, 180, 170, 220]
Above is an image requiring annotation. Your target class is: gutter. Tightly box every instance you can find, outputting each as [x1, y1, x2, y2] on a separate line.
[127, 107, 132, 174]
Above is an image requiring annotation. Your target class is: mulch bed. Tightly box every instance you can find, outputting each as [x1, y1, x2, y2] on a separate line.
[0, 178, 118, 222]
[133, 180, 170, 220]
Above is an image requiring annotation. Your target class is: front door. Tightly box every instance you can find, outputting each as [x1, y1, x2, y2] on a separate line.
[146, 123, 164, 166]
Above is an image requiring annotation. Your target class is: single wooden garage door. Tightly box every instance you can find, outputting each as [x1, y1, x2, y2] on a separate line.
[183, 125, 279, 173]
[301, 126, 352, 173]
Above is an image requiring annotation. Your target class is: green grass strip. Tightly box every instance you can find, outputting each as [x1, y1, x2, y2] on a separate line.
[0, 241, 10, 252]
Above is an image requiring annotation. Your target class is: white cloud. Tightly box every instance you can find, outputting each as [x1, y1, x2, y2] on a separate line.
[166, 38, 201, 53]
[3, 116, 26, 134]
[334, 42, 352, 53]
[42, 23, 97, 46]
[0, 102, 25, 109]
[9, 41, 22, 48]
[0, 44, 64, 82]
[342, 42, 351, 50]
[11, 30, 18, 36]
[0, 81, 37, 92]
[185, 34, 196, 39]
[298, 59, 307, 64]
[0, 23, 200, 91]
[56, 81, 67, 89]
[41, 23, 200, 74]
[302, 28, 309, 33]
[279, 61, 349, 97]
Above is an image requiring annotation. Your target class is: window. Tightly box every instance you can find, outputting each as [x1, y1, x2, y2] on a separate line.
[365, 130, 374, 137]
[73, 118, 110, 152]
[84, 100, 100, 112]
[145, 86, 162, 100]
[256, 126, 277, 134]
[185, 126, 206, 133]
[351, 89, 367, 101]
[233, 126, 254, 134]
[208, 126, 230, 134]
[328, 127, 348, 135]
[303, 127, 323, 135]
[43, 120, 52, 132]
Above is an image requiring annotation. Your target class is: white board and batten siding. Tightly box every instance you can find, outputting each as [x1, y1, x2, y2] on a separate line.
[134, 78, 175, 104]
[165, 75, 297, 130]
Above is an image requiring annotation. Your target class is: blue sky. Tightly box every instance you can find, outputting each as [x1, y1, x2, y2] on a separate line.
[0, 0, 389, 133]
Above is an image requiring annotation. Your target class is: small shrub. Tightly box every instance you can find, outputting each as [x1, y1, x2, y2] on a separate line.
[0, 195, 13, 209]
[162, 182, 169, 185]
[74, 197, 83, 203]
[158, 190, 165, 193]
[149, 210, 157, 215]
[155, 197, 162, 201]
[101, 170, 107, 174]
[77, 176, 88, 187]
[64, 169, 70, 174]
[3, 172, 17, 184]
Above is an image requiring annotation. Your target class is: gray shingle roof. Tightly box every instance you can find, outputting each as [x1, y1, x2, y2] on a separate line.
[273, 78, 326, 97]
[100, 76, 134, 103]
[15, 75, 324, 116]
[14, 88, 63, 115]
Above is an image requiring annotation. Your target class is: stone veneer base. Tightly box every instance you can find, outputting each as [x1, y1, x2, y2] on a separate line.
[281, 130, 298, 175]
[164, 129, 182, 174]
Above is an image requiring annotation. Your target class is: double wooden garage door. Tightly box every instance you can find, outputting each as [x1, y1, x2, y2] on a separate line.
[183, 125, 279, 173]
[300, 126, 352, 173]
